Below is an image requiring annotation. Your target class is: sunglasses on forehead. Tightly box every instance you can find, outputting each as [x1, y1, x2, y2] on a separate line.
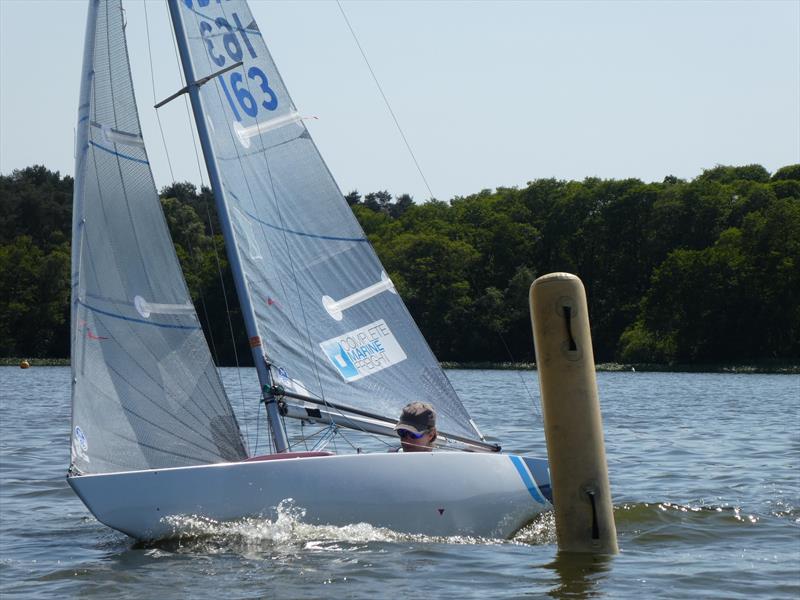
[397, 429, 428, 439]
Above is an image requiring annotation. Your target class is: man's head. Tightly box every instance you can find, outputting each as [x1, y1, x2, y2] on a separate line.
[395, 402, 437, 452]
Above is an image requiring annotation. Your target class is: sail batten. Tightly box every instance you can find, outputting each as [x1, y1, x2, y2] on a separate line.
[71, 0, 247, 474]
[170, 0, 481, 441]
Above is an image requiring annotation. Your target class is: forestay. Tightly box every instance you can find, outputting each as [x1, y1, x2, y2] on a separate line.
[171, 0, 482, 442]
[70, 0, 247, 474]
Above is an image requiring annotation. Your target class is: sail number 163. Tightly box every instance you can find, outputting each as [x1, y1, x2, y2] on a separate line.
[198, 12, 278, 121]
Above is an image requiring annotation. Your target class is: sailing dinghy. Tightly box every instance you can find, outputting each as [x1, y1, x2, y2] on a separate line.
[68, 0, 552, 540]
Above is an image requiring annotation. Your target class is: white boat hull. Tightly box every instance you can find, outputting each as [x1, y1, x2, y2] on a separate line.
[68, 452, 551, 540]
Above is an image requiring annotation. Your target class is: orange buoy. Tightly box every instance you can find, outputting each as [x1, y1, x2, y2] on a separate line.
[20, 360, 30, 369]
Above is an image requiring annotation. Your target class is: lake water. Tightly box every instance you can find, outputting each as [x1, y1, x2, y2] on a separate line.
[1, 366, 798, 598]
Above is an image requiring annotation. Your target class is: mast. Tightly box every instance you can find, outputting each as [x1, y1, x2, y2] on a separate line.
[166, 0, 288, 453]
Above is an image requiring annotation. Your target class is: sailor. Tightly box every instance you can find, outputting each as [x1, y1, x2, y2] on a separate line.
[392, 402, 437, 452]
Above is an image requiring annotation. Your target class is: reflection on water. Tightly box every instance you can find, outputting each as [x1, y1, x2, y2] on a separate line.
[545, 551, 614, 599]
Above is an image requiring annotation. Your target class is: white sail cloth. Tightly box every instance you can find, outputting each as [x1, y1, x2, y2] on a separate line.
[70, 0, 247, 474]
[173, 0, 481, 441]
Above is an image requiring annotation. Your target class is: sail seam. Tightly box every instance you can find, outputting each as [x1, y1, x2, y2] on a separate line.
[78, 300, 201, 330]
[82, 360, 238, 456]
[202, 1, 328, 446]
[79, 234, 240, 428]
[225, 191, 368, 243]
[85, 311, 240, 435]
[88, 140, 149, 165]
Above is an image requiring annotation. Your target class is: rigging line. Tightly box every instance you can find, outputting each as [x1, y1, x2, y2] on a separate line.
[332, 426, 361, 453]
[295, 423, 332, 447]
[309, 425, 339, 452]
[177, 5, 281, 453]
[79, 244, 233, 421]
[79, 272, 235, 432]
[220, 1, 332, 422]
[95, 425, 226, 467]
[206, 222, 250, 444]
[214, 5, 366, 401]
[194, 3, 329, 441]
[208, 4, 386, 450]
[185, 234, 223, 367]
[301, 422, 308, 451]
[179, 6, 385, 454]
[87, 299, 234, 426]
[89, 8, 236, 454]
[254, 398, 260, 455]
[78, 206, 250, 449]
[261, 152, 333, 414]
[108, 2, 161, 302]
[166, 5, 207, 189]
[336, 0, 435, 200]
[203, 200, 248, 412]
[335, 2, 472, 433]
[143, 0, 175, 182]
[82, 376, 235, 458]
[167, 8, 249, 438]
[276, 381, 397, 450]
[183, 97, 207, 188]
[497, 331, 542, 420]
[179, 29, 249, 454]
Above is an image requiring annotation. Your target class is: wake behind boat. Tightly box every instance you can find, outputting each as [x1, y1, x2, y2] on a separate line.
[68, 0, 552, 541]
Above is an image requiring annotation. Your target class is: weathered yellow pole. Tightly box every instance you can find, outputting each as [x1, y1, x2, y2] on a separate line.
[530, 272, 618, 554]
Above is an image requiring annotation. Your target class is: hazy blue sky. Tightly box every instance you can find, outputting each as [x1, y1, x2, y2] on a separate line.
[1, 0, 798, 201]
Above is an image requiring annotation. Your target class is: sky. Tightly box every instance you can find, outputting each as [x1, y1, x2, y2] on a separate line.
[1, 0, 798, 202]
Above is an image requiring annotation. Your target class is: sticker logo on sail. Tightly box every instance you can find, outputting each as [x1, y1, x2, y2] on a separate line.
[73, 426, 89, 462]
[320, 319, 407, 382]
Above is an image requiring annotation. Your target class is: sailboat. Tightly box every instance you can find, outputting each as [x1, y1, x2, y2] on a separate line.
[68, 0, 552, 541]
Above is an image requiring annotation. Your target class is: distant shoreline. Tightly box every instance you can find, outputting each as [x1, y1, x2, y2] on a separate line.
[2, 357, 797, 374]
[441, 361, 800, 375]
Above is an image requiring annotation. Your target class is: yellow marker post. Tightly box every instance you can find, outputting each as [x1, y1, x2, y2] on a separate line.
[530, 272, 618, 554]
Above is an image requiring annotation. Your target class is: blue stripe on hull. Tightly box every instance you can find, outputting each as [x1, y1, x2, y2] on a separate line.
[509, 455, 547, 504]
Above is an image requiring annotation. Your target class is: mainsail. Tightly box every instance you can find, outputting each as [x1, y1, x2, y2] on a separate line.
[171, 0, 481, 441]
[70, 0, 247, 474]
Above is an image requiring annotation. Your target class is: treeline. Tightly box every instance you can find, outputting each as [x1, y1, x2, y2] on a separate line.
[1, 164, 798, 365]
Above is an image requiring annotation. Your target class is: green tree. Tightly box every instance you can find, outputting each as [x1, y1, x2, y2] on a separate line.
[377, 231, 478, 359]
[697, 164, 771, 184]
[0, 236, 69, 357]
[390, 193, 414, 219]
[344, 190, 362, 206]
[0, 166, 72, 250]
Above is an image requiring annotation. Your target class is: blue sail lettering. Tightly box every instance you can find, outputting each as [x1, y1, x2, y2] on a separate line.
[232, 12, 257, 59]
[346, 340, 384, 363]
